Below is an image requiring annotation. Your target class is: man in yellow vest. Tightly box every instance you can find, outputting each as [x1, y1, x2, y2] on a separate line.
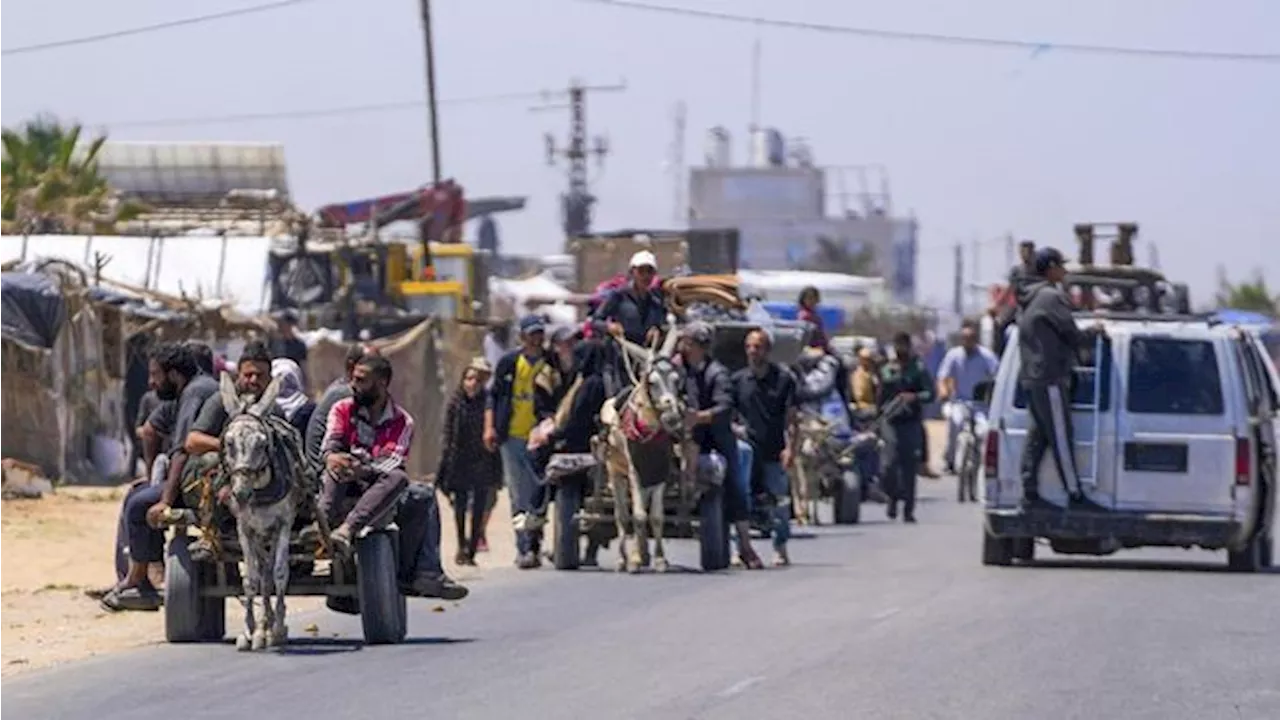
[484, 315, 556, 569]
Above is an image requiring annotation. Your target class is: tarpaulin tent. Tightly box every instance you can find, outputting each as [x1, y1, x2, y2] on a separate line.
[1, 272, 67, 348]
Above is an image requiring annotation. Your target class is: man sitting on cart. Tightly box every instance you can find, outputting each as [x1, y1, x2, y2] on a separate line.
[590, 250, 666, 393]
[320, 354, 469, 600]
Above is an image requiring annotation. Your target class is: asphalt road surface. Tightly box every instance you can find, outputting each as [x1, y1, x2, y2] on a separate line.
[6, 481, 1278, 720]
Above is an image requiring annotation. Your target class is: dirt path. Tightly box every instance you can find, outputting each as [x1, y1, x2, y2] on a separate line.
[2, 421, 948, 677]
[1, 485, 516, 677]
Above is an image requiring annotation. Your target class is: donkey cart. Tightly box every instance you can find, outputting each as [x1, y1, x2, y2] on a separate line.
[545, 451, 732, 572]
[161, 506, 409, 646]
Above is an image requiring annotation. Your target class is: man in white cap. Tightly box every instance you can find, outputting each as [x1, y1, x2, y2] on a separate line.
[590, 249, 666, 392]
[592, 250, 664, 346]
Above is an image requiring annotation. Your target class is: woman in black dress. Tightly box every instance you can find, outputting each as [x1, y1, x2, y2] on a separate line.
[437, 358, 502, 565]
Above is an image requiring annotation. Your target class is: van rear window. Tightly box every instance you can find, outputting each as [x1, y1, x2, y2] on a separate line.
[1126, 337, 1224, 415]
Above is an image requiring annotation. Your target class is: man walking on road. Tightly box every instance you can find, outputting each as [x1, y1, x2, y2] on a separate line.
[878, 332, 934, 523]
[485, 315, 556, 569]
[731, 328, 797, 567]
[1016, 247, 1104, 511]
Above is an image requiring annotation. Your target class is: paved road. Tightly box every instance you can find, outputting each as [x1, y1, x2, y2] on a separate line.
[6, 482, 1278, 720]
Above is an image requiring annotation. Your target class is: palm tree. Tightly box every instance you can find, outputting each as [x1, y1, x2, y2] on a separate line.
[1215, 273, 1278, 316]
[2, 115, 144, 233]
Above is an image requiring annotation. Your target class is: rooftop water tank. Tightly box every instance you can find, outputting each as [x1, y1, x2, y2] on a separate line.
[705, 126, 732, 167]
[749, 127, 786, 167]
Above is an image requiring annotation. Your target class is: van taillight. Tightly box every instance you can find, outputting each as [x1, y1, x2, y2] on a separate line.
[1235, 438, 1251, 486]
[984, 429, 1000, 476]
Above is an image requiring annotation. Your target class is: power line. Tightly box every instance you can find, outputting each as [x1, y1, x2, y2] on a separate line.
[100, 91, 560, 129]
[2, 0, 324, 57]
[577, 0, 1280, 64]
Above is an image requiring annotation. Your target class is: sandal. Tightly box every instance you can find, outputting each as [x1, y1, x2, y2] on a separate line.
[738, 552, 765, 570]
[100, 583, 162, 612]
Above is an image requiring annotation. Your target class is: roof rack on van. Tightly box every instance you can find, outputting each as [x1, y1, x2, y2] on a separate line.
[1063, 223, 1191, 315]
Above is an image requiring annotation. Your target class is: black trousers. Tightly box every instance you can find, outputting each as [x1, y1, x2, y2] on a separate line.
[1020, 382, 1082, 499]
[883, 422, 923, 517]
[450, 486, 496, 558]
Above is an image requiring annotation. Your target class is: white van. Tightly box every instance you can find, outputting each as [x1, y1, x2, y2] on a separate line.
[980, 313, 1277, 571]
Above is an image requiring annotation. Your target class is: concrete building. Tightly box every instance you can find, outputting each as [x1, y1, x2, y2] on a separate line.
[688, 127, 919, 305]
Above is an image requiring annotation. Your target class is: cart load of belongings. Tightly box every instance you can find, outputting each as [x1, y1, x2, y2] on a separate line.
[665, 275, 812, 373]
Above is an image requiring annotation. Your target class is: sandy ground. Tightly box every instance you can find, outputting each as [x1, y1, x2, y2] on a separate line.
[1, 421, 947, 678]
[1, 484, 517, 677]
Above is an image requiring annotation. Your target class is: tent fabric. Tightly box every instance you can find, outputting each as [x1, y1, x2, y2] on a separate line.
[1, 272, 67, 348]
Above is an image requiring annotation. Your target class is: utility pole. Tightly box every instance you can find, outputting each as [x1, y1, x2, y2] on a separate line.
[418, 0, 442, 183]
[953, 243, 964, 315]
[533, 78, 627, 238]
[669, 101, 687, 224]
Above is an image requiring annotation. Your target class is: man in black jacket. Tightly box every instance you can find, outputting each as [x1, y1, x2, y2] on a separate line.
[1016, 247, 1103, 510]
[680, 322, 762, 568]
[591, 250, 666, 394]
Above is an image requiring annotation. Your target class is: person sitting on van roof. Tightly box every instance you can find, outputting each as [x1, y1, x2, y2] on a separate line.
[1015, 247, 1105, 511]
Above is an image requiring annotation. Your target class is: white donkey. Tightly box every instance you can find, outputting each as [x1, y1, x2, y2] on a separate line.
[218, 372, 308, 652]
[599, 322, 696, 573]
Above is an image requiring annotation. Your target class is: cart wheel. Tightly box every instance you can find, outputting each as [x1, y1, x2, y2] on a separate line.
[698, 487, 730, 571]
[833, 471, 861, 525]
[357, 531, 407, 644]
[982, 527, 1014, 567]
[165, 537, 205, 643]
[553, 481, 583, 571]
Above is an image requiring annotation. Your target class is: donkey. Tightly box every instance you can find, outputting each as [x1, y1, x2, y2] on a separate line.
[598, 322, 696, 573]
[217, 372, 308, 652]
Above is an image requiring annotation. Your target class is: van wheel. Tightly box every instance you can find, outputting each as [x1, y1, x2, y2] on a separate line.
[1259, 533, 1273, 569]
[982, 528, 1014, 567]
[1227, 532, 1265, 573]
[1012, 538, 1035, 562]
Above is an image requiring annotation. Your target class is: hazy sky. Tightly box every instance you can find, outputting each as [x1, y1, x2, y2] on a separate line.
[3, 0, 1277, 306]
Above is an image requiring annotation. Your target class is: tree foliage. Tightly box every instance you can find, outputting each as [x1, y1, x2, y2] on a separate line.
[1, 115, 144, 233]
[1215, 273, 1278, 317]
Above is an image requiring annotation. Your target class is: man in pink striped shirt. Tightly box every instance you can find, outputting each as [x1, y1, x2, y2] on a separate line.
[321, 354, 467, 600]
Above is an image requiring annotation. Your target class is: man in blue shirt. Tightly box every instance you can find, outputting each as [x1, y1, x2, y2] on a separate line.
[937, 319, 999, 474]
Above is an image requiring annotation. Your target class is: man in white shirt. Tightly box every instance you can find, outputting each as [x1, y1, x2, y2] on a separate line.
[936, 320, 999, 474]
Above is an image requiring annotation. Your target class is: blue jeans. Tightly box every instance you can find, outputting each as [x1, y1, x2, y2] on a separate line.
[500, 437, 544, 555]
[758, 462, 791, 551]
[734, 439, 754, 517]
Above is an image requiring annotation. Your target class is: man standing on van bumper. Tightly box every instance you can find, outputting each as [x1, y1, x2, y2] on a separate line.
[1016, 247, 1102, 509]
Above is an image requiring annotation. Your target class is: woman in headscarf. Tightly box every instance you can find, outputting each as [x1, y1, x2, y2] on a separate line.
[270, 358, 315, 437]
[438, 358, 502, 566]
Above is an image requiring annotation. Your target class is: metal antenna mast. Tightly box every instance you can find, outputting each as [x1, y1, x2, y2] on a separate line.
[669, 101, 687, 224]
[532, 78, 627, 237]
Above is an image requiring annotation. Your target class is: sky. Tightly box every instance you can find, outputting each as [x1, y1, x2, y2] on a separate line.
[3, 0, 1277, 308]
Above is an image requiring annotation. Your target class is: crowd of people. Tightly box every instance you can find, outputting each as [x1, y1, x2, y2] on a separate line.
[89, 249, 1023, 617]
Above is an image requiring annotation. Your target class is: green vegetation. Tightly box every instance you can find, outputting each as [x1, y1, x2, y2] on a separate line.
[1, 115, 144, 234]
[1216, 273, 1278, 317]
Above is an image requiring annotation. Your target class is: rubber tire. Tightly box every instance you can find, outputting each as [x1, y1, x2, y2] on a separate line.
[1227, 531, 1265, 573]
[164, 537, 204, 643]
[357, 532, 408, 645]
[982, 528, 1014, 567]
[553, 481, 583, 571]
[1012, 538, 1036, 562]
[698, 487, 730, 571]
[1261, 533, 1274, 569]
[833, 471, 861, 525]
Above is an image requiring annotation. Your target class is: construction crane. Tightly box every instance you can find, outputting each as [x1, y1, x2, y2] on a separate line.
[531, 78, 627, 237]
